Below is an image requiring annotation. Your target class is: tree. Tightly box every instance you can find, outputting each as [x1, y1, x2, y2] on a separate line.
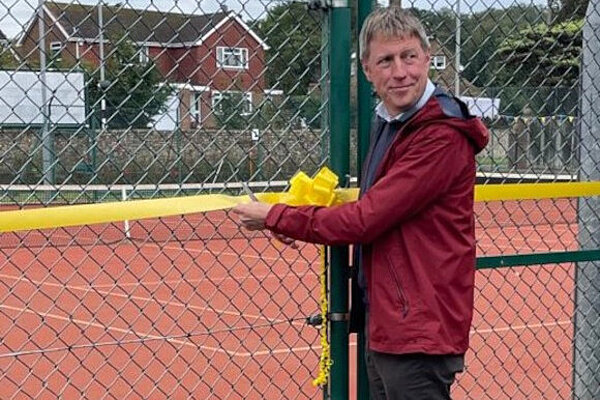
[257, 2, 322, 95]
[85, 32, 172, 129]
[214, 91, 252, 129]
[557, 0, 589, 21]
[0, 45, 18, 69]
[496, 19, 583, 87]
[494, 19, 582, 115]
[412, 5, 547, 88]
[461, 6, 546, 88]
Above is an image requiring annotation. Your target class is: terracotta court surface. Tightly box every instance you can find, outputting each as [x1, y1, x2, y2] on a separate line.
[0, 199, 582, 399]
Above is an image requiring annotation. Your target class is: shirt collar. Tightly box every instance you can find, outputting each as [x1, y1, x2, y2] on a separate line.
[375, 79, 436, 123]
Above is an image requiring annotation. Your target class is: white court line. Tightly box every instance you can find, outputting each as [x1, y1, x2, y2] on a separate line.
[0, 304, 234, 356]
[16, 232, 313, 265]
[86, 268, 315, 289]
[3, 238, 317, 289]
[149, 241, 314, 265]
[233, 319, 574, 357]
[0, 273, 285, 324]
[0, 290, 574, 358]
[471, 319, 571, 334]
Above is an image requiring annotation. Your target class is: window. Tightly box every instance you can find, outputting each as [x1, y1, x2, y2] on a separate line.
[431, 55, 446, 70]
[191, 92, 202, 126]
[212, 91, 253, 115]
[138, 45, 149, 64]
[216, 47, 249, 69]
[50, 41, 62, 62]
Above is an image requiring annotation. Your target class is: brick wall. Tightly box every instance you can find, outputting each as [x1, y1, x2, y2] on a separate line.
[0, 125, 555, 186]
[0, 127, 328, 185]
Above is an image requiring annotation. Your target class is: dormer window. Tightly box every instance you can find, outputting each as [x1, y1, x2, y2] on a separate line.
[216, 47, 249, 69]
[431, 55, 446, 70]
[50, 41, 62, 62]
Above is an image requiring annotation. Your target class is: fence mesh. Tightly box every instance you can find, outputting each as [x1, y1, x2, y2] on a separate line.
[0, 0, 598, 399]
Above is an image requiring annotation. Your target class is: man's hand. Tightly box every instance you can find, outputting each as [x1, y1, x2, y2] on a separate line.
[271, 232, 299, 249]
[232, 202, 298, 248]
[232, 202, 273, 231]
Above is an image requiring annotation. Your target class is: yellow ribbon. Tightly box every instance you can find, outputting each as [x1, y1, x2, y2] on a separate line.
[0, 169, 599, 233]
[312, 246, 331, 387]
[474, 181, 600, 202]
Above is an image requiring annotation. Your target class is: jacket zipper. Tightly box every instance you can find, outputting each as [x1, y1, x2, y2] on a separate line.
[385, 255, 409, 318]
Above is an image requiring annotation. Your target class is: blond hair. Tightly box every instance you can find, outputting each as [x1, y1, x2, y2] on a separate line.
[359, 7, 430, 61]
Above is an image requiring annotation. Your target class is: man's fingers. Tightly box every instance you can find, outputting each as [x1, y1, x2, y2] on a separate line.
[272, 232, 298, 249]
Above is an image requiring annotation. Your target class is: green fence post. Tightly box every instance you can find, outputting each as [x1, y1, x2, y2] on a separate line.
[355, 2, 374, 399]
[329, 1, 351, 399]
[321, 5, 330, 164]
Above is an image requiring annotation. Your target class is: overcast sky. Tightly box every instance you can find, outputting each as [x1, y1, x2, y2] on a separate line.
[0, 0, 545, 39]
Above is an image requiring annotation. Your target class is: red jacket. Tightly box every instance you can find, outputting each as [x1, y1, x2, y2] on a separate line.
[265, 94, 489, 355]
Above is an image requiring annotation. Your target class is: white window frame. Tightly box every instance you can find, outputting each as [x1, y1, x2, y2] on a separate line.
[212, 91, 253, 115]
[191, 91, 202, 126]
[50, 41, 62, 62]
[138, 45, 149, 64]
[216, 47, 249, 69]
[431, 55, 446, 70]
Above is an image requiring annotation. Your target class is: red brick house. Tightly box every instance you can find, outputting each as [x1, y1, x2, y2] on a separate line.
[17, 1, 269, 129]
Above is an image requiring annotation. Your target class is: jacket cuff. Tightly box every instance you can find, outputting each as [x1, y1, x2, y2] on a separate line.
[265, 203, 287, 231]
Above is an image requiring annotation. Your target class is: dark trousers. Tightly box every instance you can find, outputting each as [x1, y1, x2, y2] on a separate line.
[364, 313, 464, 400]
[365, 350, 464, 400]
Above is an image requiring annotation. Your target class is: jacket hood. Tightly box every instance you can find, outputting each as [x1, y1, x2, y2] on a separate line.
[408, 93, 490, 154]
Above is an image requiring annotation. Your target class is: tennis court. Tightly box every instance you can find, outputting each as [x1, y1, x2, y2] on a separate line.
[1, 0, 599, 397]
[0, 197, 580, 399]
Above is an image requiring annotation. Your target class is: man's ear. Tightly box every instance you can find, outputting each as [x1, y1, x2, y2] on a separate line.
[361, 59, 372, 82]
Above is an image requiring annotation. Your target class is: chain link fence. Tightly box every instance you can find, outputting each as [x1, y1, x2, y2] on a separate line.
[0, 1, 328, 399]
[0, 0, 598, 399]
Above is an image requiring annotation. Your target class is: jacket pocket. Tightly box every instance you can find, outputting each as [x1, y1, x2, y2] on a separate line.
[385, 254, 409, 318]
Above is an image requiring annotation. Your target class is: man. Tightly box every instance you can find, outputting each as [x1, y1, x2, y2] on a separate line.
[233, 7, 489, 400]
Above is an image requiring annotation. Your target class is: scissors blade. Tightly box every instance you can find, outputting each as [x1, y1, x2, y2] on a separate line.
[241, 182, 258, 202]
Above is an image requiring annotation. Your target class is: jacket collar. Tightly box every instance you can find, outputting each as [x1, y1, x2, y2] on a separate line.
[375, 79, 436, 123]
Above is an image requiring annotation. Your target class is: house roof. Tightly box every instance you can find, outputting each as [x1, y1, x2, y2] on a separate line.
[0, 30, 6, 42]
[28, 2, 267, 48]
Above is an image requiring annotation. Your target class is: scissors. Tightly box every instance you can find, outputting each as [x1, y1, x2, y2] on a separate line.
[241, 182, 258, 202]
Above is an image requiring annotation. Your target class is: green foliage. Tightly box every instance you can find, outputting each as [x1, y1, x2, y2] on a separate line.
[558, 0, 589, 21]
[227, 92, 323, 131]
[257, 3, 322, 95]
[249, 99, 288, 130]
[0, 45, 18, 69]
[412, 5, 547, 88]
[85, 32, 172, 129]
[462, 6, 547, 87]
[495, 19, 583, 87]
[214, 92, 252, 130]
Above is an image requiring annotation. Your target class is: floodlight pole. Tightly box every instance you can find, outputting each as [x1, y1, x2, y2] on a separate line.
[38, 0, 53, 184]
[99, 1, 107, 130]
[455, 0, 461, 96]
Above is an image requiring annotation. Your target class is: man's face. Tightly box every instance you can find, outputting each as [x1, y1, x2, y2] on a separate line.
[362, 34, 431, 116]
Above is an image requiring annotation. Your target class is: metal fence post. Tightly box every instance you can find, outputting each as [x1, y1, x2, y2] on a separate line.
[574, 1, 600, 398]
[355, 1, 373, 399]
[329, 1, 351, 398]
